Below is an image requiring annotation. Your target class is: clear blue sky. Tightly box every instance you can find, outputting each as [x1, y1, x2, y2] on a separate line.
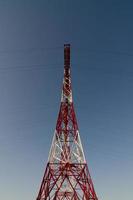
[0, 1, 133, 200]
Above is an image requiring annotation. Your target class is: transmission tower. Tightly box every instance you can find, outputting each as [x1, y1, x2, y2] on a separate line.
[36, 44, 98, 200]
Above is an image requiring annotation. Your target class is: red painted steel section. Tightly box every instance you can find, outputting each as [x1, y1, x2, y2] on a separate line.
[36, 44, 98, 200]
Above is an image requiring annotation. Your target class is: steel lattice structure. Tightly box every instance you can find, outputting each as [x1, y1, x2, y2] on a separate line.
[36, 44, 98, 200]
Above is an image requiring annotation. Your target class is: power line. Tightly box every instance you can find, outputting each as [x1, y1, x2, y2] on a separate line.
[73, 47, 133, 57]
[0, 64, 63, 71]
[0, 64, 133, 78]
[0, 46, 63, 54]
[0, 46, 133, 57]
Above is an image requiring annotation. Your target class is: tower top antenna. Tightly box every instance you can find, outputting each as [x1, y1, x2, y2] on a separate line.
[64, 44, 70, 69]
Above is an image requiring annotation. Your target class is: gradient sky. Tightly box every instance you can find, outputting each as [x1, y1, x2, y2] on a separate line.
[0, 1, 133, 200]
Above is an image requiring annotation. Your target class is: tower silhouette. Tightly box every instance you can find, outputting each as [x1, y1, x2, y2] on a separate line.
[36, 44, 98, 200]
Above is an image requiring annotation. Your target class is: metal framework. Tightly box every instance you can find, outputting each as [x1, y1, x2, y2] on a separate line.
[36, 44, 98, 200]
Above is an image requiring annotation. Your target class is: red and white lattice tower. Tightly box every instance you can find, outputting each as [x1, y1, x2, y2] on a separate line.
[36, 44, 98, 200]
